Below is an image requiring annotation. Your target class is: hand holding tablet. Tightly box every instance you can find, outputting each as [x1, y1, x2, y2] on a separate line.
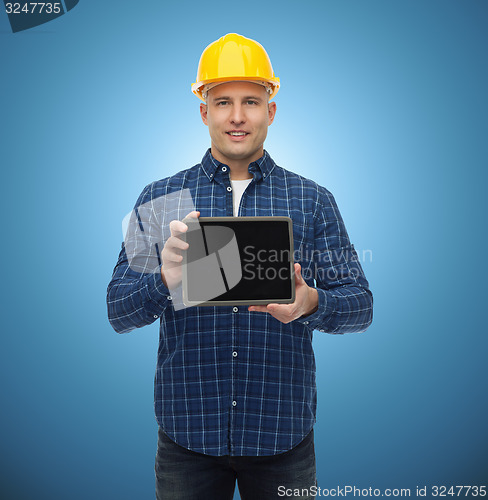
[248, 263, 319, 323]
[160, 211, 200, 290]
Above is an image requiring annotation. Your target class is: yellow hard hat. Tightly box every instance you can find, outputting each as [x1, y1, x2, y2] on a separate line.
[191, 33, 280, 102]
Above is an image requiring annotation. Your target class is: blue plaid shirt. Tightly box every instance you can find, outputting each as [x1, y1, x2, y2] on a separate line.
[107, 149, 373, 456]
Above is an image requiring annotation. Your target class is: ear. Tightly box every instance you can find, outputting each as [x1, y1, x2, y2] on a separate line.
[200, 102, 208, 125]
[268, 101, 277, 125]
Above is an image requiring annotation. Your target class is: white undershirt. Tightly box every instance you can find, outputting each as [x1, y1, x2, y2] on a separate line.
[230, 178, 253, 216]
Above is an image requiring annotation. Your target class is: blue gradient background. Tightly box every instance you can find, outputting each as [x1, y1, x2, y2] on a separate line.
[1, 1, 487, 498]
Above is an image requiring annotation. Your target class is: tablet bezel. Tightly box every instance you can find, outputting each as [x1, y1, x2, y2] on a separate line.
[181, 216, 295, 307]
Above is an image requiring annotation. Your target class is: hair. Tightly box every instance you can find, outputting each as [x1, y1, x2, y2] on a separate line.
[202, 81, 272, 103]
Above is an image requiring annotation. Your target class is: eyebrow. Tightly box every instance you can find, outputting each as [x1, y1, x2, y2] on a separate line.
[212, 96, 264, 102]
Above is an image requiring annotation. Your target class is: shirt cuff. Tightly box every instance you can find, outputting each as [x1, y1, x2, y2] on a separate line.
[143, 267, 172, 318]
[296, 287, 335, 330]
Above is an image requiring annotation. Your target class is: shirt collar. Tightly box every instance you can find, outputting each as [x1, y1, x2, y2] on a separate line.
[200, 148, 276, 183]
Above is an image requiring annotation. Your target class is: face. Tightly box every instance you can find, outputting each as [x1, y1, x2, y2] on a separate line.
[200, 81, 277, 166]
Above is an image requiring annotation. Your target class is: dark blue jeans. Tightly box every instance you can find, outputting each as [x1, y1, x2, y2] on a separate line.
[155, 427, 316, 500]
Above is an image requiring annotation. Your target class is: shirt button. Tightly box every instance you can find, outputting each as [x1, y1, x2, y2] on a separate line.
[232, 351, 238, 358]
[222, 166, 227, 172]
[304, 321, 309, 325]
[226, 186, 232, 192]
[233, 307, 238, 313]
[232, 400, 237, 407]
[167, 296, 172, 300]
[153, 315, 159, 319]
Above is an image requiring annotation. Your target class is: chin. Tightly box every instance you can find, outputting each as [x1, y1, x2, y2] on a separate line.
[227, 145, 261, 159]
[226, 151, 254, 160]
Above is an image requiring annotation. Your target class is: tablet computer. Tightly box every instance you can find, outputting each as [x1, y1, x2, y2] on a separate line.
[181, 216, 295, 307]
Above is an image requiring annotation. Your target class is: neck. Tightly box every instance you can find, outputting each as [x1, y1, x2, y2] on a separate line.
[211, 146, 263, 180]
[229, 167, 253, 180]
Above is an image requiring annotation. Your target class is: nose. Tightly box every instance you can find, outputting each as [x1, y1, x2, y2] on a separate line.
[230, 103, 245, 125]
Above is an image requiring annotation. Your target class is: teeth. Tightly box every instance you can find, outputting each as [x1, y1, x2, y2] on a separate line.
[229, 132, 246, 136]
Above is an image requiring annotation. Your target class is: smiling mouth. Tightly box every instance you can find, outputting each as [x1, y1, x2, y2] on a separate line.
[226, 131, 249, 142]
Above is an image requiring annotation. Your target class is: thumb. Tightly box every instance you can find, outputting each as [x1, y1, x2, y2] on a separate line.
[294, 263, 305, 284]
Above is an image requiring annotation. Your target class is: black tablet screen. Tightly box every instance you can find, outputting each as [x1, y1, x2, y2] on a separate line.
[185, 219, 293, 303]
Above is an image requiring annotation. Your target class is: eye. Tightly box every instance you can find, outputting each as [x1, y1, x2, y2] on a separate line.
[216, 101, 228, 106]
[246, 100, 258, 105]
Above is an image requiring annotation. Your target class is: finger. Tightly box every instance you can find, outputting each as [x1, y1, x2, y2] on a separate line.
[249, 304, 287, 313]
[248, 305, 297, 324]
[266, 303, 281, 311]
[248, 305, 269, 313]
[265, 303, 297, 324]
[163, 251, 184, 264]
[167, 235, 189, 251]
[161, 242, 186, 264]
[169, 219, 189, 236]
[170, 211, 200, 237]
[294, 263, 305, 284]
[253, 305, 291, 324]
[268, 303, 295, 316]
[180, 211, 201, 227]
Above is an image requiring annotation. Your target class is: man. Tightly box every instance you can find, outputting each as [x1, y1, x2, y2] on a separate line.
[107, 33, 373, 500]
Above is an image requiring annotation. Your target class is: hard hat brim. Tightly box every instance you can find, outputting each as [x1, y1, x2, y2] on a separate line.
[192, 76, 280, 102]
